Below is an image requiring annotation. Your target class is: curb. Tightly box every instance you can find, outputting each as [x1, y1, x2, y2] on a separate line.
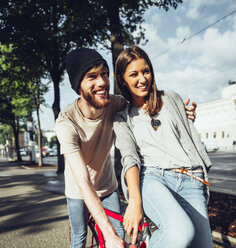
[212, 231, 236, 247]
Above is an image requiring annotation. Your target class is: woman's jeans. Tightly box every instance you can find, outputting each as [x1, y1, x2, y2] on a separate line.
[140, 167, 213, 248]
[67, 189, 124, 248]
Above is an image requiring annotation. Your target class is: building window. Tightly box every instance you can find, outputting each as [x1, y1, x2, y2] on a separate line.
[222, 131, 224, 138]
[206, 133, 208, 138]
[213, 132, 216, 138]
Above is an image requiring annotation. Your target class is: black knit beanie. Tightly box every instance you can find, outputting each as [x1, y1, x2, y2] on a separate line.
[65, 48, 109, 94]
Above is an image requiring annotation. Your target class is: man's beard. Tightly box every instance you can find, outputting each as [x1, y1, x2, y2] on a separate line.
[82, 88, 110, 109]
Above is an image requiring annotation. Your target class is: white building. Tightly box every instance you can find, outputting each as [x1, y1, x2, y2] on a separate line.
[194, 82, 236, 151]
[42, 130, 56, 143]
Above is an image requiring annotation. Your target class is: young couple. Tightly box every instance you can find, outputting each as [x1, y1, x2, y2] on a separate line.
[56, 46, 213, 248]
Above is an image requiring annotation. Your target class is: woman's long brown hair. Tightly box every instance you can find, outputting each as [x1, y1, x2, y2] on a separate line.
[115, 45, 163, 115]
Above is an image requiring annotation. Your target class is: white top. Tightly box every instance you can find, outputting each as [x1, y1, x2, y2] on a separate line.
[129, 105, 195, 169]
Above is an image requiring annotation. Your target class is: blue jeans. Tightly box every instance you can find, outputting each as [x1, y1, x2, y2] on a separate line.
[67, 189, 125, 248]
[140, 167, 213, 248]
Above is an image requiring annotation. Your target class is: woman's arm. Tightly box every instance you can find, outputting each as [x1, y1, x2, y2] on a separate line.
[113, 108, 143, 244]
[113, 108, 141, 173]
[124, 166, 143, 245]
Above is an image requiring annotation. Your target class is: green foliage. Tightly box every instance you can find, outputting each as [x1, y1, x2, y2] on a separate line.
[42, 136, 48, 147]
[0, 46, 32, 127]
[0, 0, 183, 75]
[0, 0, 183, 111]
[87, 0, 182, 49]
[0, 124, 13, 145]
[49, 135, 57, 148]
[35, 132, 48, 147]
[0, 0, 108, 73]
[0, 44, 48, 132]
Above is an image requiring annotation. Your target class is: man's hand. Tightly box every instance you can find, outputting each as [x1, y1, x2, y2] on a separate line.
[123, 199, 144, 245]
[105, 233, 128, 248]
[185, 98, 197, 122]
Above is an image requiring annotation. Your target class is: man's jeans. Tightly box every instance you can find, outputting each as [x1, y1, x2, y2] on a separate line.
[140, 167, 213, 248]
[67, 189, 124, 248]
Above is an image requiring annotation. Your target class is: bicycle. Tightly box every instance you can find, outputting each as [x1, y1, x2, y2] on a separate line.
[67, 208, 151, 248]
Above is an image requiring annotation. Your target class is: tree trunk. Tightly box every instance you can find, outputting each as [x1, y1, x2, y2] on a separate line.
[36, 82, 43, 167]
[56, 138, 64, 174]
[106, 1, 124, 93]
[12, 120, 21, 162]
[52, 75, 65, 174]
[106, 1, 124, 179]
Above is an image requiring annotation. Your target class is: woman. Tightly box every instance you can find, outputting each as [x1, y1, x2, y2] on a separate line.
[113, 46, 213, 248]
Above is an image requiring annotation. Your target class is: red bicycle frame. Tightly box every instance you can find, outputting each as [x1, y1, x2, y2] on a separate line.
[93, 208, 149, 248]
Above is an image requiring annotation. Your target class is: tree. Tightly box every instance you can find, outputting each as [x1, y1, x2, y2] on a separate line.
[0, 0, 183, 172]
[95, 0, 183, 71]
[0, 0, 109, 173]
[1, 44, 48, 165]
[49, 136, 57, 148]
[0, 124, 13, 157]
[31, 80, 49, 166]
[0, 85, 34, 161]
[0, 46, 37, 161]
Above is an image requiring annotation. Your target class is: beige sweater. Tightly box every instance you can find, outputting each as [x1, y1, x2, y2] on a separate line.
[56, 94, 126, 199]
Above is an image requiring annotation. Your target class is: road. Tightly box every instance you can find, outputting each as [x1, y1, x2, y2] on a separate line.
[38, 151, 236, 196]
[208, 151, 236, 195]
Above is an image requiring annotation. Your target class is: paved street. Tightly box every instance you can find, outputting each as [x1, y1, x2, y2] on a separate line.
[208, 151, 236, 195]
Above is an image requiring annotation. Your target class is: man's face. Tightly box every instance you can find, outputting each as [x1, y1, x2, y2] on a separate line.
[80, 65, 110, 109]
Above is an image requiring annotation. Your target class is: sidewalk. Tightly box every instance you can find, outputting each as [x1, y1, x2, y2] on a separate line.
[0, 159, 68, 248]
[0, 158, 235, 247]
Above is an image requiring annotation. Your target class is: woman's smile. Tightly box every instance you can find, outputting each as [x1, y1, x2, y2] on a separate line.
[122, 58, 152, 107]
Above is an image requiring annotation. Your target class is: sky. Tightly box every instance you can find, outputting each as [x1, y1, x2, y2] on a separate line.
[38, 0, 236, 131]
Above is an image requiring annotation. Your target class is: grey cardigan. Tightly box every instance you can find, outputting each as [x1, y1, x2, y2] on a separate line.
[113, 91, 212, 201]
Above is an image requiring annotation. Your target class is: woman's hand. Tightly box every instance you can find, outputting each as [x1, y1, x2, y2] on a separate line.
[105, 233, 128, 248]
[185, 98, 197, 122]
[123, 199, 144, 245]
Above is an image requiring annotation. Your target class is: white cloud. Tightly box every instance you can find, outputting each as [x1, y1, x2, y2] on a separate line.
[176, 26, 191, 39]
[185, 0, 207, 20]
[185, 0, 232, 20]
[143, 3, 236, 105]
[151, 13, 163, 26]
[140, 23, 166, 54]
[232, 15, 236, 30]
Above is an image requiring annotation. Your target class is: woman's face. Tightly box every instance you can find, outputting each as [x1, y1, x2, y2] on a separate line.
[122, 58, 152, 107]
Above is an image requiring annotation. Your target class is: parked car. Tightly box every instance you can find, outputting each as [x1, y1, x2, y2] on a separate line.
[36, 148, 47, 158]
[35, 150, 39, 158]
[41, 147, 48, 157]
[48, 148, 57, 156]
[20, 148, 27, 156]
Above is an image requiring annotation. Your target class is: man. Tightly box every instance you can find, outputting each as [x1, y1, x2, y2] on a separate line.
[56, 48, 197, 248]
